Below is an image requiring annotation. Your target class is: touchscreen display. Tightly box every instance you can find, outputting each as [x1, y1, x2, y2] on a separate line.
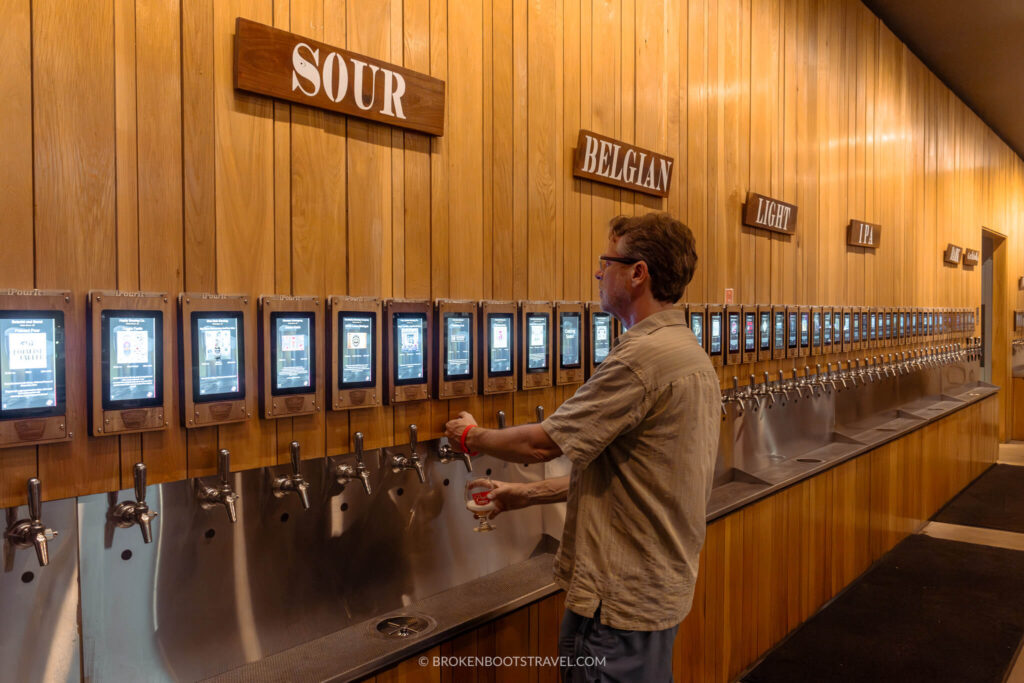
[870, 313, 877, 340]
[852, 313, 861, 342]
[885, 313, 892, 339]
[788, 312, 798, 348]
[899, 313, 905, 337]
[800, 312, 810, 347]
[192, 312, 244, 402]
[744, 313, 757, 352]
[843, 313, 851, 343]
[833, 313, 842, 343]
[271, 313, 314, 395]
[489, 313, 514, 374]
[824, 312, 833, 345]
[728, 312, 740, 353]
[339, 313, 374, 389]
[560, 312, 581, 368]
[526, 313, 549, 372]
[394, 313, 427, 383]
[774, 312, 785, 350]
[812, 312, 821, 347]
[444, 313, 473, 380]
[0, 312, 64, 417]
[103, 311, 161, 408]
[759, 312, 771, 351]
[690, 313, 704, 348]
[709, 313, 722, 354]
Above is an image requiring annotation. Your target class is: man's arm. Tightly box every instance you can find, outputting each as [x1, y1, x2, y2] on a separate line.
[470, 476, 570, 515]
[444, 412, 563, 463]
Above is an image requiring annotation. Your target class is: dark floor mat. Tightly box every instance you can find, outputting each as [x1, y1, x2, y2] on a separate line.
[933, 464, 1024, 533]
[742, 535, 1024, 683]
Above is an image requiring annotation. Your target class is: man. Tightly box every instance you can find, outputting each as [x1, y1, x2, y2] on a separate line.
[443, 212, 720, 681]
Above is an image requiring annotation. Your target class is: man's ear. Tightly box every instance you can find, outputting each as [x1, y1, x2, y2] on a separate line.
[631, 261, 649, 288]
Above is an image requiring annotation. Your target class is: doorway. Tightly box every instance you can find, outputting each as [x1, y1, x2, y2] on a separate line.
[982, 234, 993, 383]
[982, 228, 1008, 441]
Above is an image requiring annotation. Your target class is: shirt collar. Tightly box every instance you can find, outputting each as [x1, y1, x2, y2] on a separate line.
[615, 308, 687, 344]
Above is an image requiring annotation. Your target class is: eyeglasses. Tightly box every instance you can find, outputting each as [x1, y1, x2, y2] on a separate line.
[598, 255, 640, 270]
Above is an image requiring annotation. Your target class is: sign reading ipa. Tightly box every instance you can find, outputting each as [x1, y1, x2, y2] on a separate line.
[943, 244, 962, 265]
[234, 18, 445, 136]
[962, 248, 980, 267]
[572, 130, 674, 197]
[743, 192, 797, 235]
[847, 219, 880, 249]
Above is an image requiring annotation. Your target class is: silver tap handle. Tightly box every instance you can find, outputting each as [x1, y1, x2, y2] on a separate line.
[409, 425, 418, 453]
[133, 463, 147, 503]
[27, 477, 42, 522]
[358, 467, 372, 496]
[535, 405, 545, 422]
[413, 459, 426, 484]
[815, 363, 822, 378]
[218, 449, 231, 484]
[354, 432, 364, 461]
[732, 376, 739, 393]
[289, 441, 301, 474]
[763, 371, 771, 390]
[497, 410, 506, 429]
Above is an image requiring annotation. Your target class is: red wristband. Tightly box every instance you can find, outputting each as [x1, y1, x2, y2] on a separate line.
[460, 425, 479, 456]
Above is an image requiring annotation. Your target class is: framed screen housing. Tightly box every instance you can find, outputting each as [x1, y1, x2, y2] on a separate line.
[771, 305, 787, 361]
[851, 307, 862, 352]
[435, 299, 478, 399]
[88, 291, 171, 436]
[741, 305, 758, 365]
[868, 309, 878, 348]
[798, 306, 811, 357]
[259, 296, 321, 419]
[707, 305, 724, 367]
[179, 293, 253, 428]
[0, 290, 73, 448]
[555, 302, 585, 386]
[785, 306, 799, 359]
[482, 301, 518, 392]
[841, 307, 852, 352]
[519, 301, 554, 388]
[725, 305, 742, 366]
[822, 306, 834, 354]
[687, 304, 708, 355]
[810, 306, 822, 356]
[328, 296, 381, 410]
[756, 305, 772, 362]
[385, 299, 432, 404]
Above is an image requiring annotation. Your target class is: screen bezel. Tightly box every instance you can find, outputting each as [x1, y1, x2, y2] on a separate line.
[559, 311, 582, 370]
[269, 311, 316, 397]
[101, 309, 163, 410]
[338, 311, 376, 390]
[392, 312, 428, 386]
[191, 310, 246, 403]
[525, 312, 551, 373]
[487, 312, 515, 377]
[0, 310, 66, 420]
[443, 311, 475, 381]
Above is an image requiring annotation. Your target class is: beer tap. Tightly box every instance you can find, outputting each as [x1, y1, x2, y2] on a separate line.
[112, 463, 159, 544]
[761, 371, 776, 406]
[390, 425, 426, 484]
[496, 410, 506, 429]
[535, 405, 545, 422]
[332, 432, 373, 495]
[847, 360, 859, 387]
[776, 369, 792, 402]
[272, 441, 311, 510]
[744, 373, 759, 411]
[4, 478, 58, 567]
[826, 362, 841, 392]
[438, 426, 473, 473]
[196, 449, 240, 523]
[810, 364, 827, 396]
[726, 377, 741, 414]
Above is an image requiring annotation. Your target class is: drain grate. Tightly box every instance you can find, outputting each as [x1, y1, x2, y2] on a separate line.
[796, 458, 823, 463]
[376, 615, 432, 639]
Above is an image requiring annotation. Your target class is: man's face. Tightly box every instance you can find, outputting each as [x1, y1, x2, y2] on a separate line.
[595, 237, 633, 317]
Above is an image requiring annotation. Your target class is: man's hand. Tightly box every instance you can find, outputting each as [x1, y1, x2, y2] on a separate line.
[444, 411, 478, 452]
[466, 478, 531, 517]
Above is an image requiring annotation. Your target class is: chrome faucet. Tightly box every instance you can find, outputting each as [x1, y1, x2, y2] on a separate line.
[112, 463, 159, 544]
[5, 478, 58, 567]
[196, 449, 239, 523]
[496, 410, 506, 429]
[391, 425, 426, 483]
[333, 432, 373, 495]
[535, 405, 545, 422]
[760, 371, 776, 406]
[777, 370, 792, 402]
[272, 441, 311, 510]
[438, 431, 473, 473]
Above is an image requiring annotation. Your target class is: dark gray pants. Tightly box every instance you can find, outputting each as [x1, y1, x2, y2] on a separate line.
[558, 604, 679, 682]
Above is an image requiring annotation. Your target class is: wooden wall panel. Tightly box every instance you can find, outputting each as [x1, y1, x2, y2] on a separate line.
[0, 0, 1020, 504]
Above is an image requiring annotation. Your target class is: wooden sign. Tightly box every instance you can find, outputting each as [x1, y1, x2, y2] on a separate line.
[743, 192, 797, 235]
[572, 130, 673, 197]
[1018, 276, 1024, 291]
[234, 18, 445, 136]
[943, 244, 962, 265]
[847, 219, 880, 249]
[962, 248, 980, 267]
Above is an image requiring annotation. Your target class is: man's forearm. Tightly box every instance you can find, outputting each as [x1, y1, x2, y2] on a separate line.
[466, 423, 562, 464]
[522, 476, 570, 506]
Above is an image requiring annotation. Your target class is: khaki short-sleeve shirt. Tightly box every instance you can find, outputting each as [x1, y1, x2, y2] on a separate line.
[541, 308, 721, 631]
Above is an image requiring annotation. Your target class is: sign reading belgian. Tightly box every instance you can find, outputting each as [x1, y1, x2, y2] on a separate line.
[234, 18, 445, 136]
[572, 130, 674, 197]
[743, 192, 797, 235]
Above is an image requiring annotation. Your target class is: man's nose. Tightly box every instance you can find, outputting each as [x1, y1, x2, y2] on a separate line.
[594, 269, 603, 281]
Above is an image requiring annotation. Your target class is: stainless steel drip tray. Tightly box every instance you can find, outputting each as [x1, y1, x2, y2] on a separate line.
[939, 382, 999, 403]
[834, 410, 927, 444]
[205, 553, 559, 683]
[898, 395, 969, 417]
